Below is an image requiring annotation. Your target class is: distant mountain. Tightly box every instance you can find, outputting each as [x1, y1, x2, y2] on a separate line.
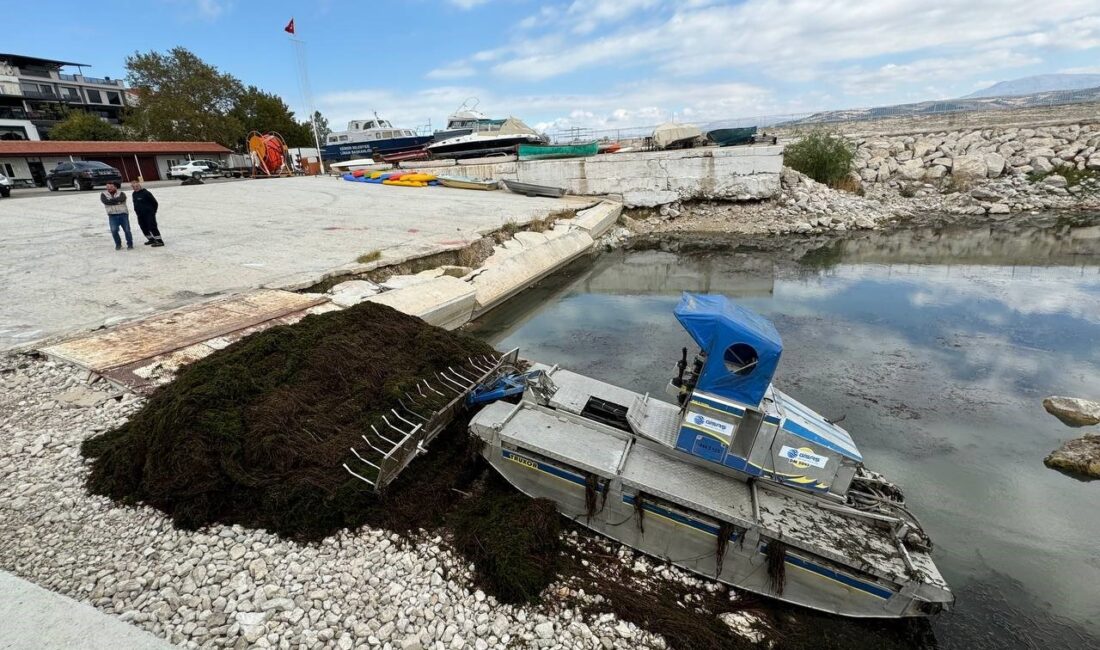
[964, 74, 1100, 98]
[743, 85, 1100, 131]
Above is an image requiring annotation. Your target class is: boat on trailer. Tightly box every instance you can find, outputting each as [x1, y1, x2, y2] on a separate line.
[467, 293, 954, 618]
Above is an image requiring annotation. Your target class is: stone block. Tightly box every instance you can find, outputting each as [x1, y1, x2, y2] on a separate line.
[951, 154, 987, 178]
[366, 276, 476, 330]
[572, 201, 623, 237]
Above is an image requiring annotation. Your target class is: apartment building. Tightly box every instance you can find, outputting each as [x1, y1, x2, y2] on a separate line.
[0, 52, 129, 139]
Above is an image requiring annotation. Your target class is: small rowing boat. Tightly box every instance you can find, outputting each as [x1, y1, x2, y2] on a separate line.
[438, 176, 499, 191]
[502, 179, 565, 198]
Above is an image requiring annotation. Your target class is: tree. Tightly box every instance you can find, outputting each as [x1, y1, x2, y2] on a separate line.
[125, 47, 244, 146]
[230, 86, 312, 147]
[48, 111, 127, 141]
[307, 110, 331, 143]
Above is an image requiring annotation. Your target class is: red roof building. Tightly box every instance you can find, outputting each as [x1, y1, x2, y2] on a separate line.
[0, 140, 233, 185]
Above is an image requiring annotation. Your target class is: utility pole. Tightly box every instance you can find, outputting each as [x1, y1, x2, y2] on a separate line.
[287, 18, 326, 175]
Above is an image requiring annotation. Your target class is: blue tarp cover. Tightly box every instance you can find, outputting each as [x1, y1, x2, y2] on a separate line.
[674, 293, 782, 407]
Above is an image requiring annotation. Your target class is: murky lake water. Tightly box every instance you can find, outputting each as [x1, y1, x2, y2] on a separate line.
[469, 217, 1100, 649]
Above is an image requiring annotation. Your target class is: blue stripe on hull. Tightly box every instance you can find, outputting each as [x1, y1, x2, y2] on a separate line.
[621, 494, 738, 540]
[500, 449, 604, 491]
[760, 544, 894, 600]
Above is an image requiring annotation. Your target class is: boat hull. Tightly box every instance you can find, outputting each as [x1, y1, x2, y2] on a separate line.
[501, 179, 565, 198]
[439, 176, 499, 190]
[483, 444, 920, 618]
[518, 141, 599, 160]
[469, 365, 954, 619]
[322, 135, 433, 163]
[707, 127, 757, 147]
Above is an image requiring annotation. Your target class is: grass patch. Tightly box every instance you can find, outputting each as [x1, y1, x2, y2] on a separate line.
[1027, 167, 1100, 188]
[784, 130, 855, 187]
[356, 250, 382, 264]
[832, 174, 864, 195]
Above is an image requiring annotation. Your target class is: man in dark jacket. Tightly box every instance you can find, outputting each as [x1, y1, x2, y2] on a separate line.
[130, 180, 164, 247]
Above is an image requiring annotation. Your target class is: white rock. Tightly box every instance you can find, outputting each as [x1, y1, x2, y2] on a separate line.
[534, 622, 555, 639]
[951, 154, 988, 178]
[896, 159, 925, 181]
[328, 280, 380, 307]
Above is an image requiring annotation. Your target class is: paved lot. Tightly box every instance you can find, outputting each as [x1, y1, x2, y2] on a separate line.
[0, 175, 579, 350]
[0, 570, 175, 650]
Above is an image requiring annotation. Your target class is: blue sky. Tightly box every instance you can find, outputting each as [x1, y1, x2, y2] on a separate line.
[5, 0, 1100, 134]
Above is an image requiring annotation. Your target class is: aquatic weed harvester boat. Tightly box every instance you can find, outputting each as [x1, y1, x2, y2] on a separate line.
[344, 293, 954, 618]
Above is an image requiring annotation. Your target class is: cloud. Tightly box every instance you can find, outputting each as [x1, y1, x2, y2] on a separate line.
[1059, 65, 1100, 74]
[317, 79, 773, 135]
[490, 0, 1100, 85]
[193, 0, 226, 19]
[835, 50, 1042, 97]
[426, 63, 476, 80]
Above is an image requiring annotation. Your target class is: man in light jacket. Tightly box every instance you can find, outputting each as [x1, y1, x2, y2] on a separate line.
[130, 180, 164, 247]
[101, 181, 132, 250]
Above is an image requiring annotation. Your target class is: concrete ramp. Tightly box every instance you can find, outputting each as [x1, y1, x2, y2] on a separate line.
[39, 289, 329, 391]
[0, 571, 175, 650]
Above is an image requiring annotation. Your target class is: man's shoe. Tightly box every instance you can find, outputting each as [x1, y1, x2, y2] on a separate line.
[127, 245, 134, 249]
[144, 239, 154, 245]
[115, 245, 121, 250]
[151, 241, 165, 247]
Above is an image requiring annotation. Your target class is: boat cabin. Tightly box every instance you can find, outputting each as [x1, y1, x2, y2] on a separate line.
[669, 293, 862, 498]
[326, 119, 417, 145]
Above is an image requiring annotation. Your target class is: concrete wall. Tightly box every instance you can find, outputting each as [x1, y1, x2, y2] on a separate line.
[406, 145, 783, 208]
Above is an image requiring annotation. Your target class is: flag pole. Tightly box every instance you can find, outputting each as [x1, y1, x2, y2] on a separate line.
[287, 19, 325, 175]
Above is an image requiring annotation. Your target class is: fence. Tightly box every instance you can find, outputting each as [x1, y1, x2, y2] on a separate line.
[544, 87, 1100, 144]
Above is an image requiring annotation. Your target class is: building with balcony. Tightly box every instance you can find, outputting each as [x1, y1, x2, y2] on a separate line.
[0, 53, 129, 139]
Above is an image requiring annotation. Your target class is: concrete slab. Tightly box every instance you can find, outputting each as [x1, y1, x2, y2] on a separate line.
[0, 176, 578, 350]
[366, 275, 477, 330]
[0, 570, 175, 650]
[573, 201, 623, 237]
[39, 289, 324, 372]
[471, 230, 595, 313]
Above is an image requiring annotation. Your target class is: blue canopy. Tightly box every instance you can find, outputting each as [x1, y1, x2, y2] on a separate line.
[674, 293, 782, 407]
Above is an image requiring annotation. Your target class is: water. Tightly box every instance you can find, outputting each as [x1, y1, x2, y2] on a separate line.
[468, 217, 1100, 649]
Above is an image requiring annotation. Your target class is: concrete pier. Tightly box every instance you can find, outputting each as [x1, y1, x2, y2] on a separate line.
[416, 145, 784, 207]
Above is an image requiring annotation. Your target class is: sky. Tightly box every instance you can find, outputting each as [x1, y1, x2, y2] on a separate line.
[5, 0, 1100, 135]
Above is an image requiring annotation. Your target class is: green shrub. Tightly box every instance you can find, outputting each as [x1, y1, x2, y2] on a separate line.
[784, 130, 855, 187]
[1028, 167, 1100, 187]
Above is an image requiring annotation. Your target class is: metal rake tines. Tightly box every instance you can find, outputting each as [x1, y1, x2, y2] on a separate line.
[397, 397, 429, 422]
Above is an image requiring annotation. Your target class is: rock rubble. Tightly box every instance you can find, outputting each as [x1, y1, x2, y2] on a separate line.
[1, 356, 760, 650]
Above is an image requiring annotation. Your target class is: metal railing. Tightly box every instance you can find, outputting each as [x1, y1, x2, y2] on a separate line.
[343, 349, 519, 491]
[544, 87, 1100, 144]
[81, 75, 122, 86]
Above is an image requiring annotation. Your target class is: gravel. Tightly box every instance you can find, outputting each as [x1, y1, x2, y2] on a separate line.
[0, 356, 703, 650]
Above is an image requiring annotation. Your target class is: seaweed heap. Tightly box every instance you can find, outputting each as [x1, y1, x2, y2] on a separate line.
[82, 301, 496, 540]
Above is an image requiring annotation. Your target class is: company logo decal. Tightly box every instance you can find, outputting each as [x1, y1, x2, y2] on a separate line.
[779, 445, 828, 469]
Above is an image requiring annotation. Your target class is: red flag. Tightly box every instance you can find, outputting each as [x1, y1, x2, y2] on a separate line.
[284, 18, 295, 34]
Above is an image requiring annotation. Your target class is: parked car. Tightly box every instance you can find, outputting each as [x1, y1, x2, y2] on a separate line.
[0, 172, 11, 198]
[45, 161, 123, 191]
[168, 159, 223, 179]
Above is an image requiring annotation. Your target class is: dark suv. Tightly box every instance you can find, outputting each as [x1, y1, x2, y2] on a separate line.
[46, 161, 123, 191]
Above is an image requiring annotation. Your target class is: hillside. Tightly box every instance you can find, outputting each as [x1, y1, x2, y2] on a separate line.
[965, 74, 1100, 98]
